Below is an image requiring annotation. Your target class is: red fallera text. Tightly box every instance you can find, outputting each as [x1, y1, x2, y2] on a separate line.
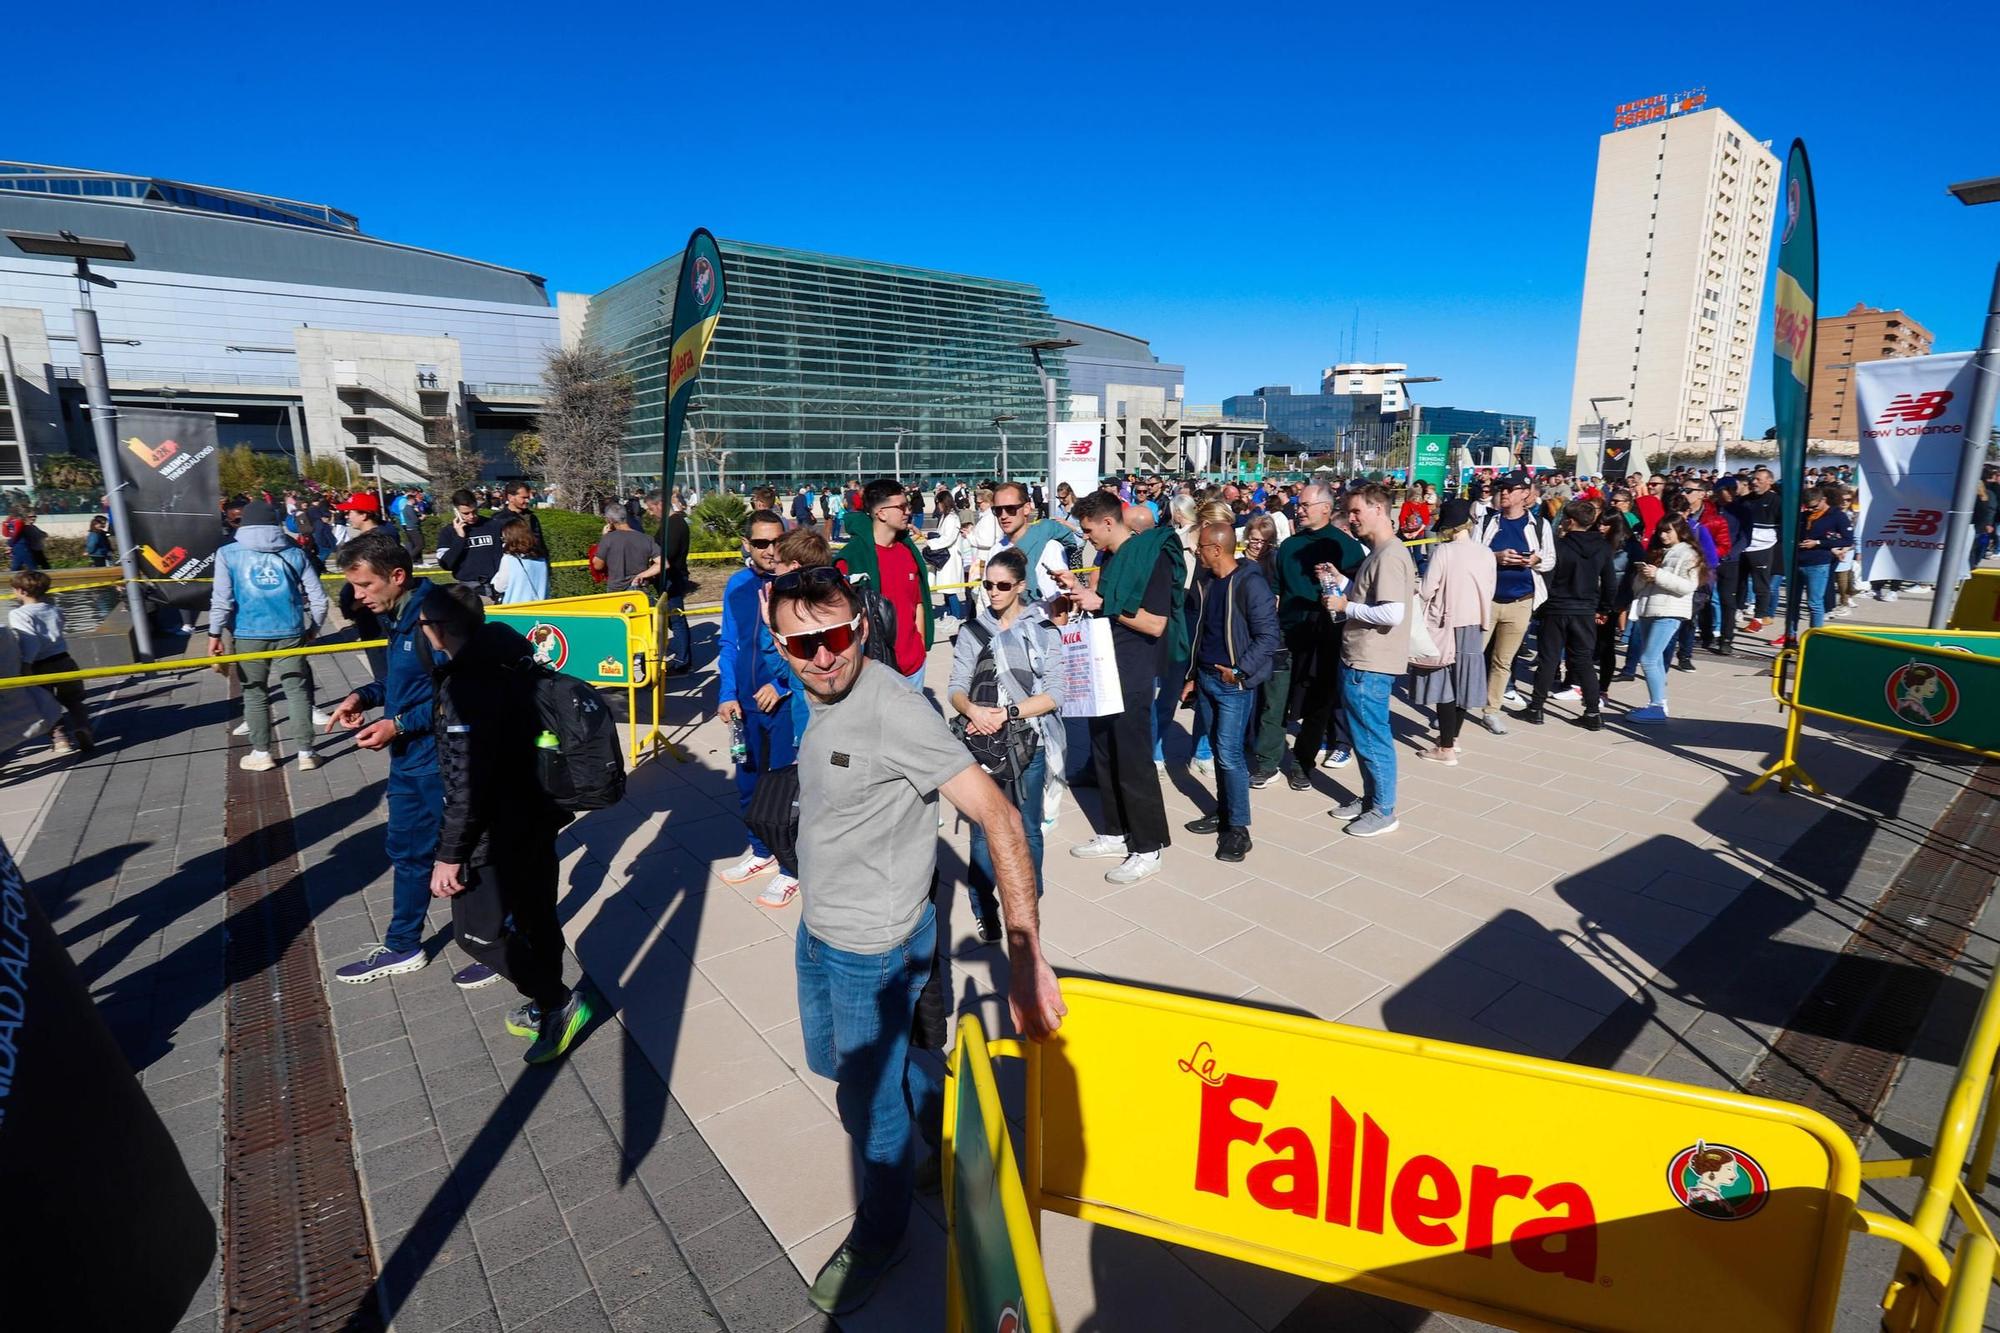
[1193, 1073, 1599, 1283]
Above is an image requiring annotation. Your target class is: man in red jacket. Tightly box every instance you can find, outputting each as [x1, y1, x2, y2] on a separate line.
[1634, 474, 1668, 543]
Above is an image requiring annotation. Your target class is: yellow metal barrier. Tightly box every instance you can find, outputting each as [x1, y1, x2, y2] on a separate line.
[948, 979, 1991, 1332]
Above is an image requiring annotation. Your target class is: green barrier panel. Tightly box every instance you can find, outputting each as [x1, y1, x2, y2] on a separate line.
[487, 608, 647, 688]
[945, 1018, 1057, 1333]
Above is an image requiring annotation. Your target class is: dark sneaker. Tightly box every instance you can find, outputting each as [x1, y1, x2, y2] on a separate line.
[1579, 712, 1605, 732]
[335, 945, 425, 985]
[1248, 767, 1281, 789]
[1673, 660, 1697, 673]
[1184, 813, 1223, 835]
[809, 1237, 911, 1315]
[453, 962, 500, 990]
[975, 907, 1002, 945]
[505, 1002, 543, 1038]
[1329, 799, 1366, 822]
[524, 990, 595, 1064]
[1216, 827, 1251, 863]
[1285, 765, 1313, 792]
[1518, 708, 1546, 726]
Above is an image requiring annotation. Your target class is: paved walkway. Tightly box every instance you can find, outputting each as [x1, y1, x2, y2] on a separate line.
[18, 577, 1995, 1332]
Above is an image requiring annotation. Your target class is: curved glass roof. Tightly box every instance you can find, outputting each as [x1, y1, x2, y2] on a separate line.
[0, 161, 359, 234]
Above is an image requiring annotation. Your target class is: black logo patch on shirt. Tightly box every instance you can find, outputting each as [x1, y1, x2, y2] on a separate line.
[830, 752, 850, 768]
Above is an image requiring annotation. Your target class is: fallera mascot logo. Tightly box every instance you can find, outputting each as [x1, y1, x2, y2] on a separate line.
[1666, 1141, 1768, 1221]
[1885, 662, 1959, 728]
[691, 255, 716, 308]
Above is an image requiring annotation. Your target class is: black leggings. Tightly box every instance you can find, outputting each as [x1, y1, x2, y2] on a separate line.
[1436, 701, 1465, 747]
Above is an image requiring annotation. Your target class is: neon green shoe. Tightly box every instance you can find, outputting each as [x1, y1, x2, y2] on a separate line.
[523, 991, 594, 1064]
[504, 1002, 541, 1038]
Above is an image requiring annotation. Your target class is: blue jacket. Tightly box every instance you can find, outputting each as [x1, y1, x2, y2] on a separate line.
[353, 578, 438, 771]
[717, 566, 802, 770]
[210, 525, 328, 639]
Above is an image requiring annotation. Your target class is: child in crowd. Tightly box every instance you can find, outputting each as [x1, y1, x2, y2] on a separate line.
[10, 569, 93, 753]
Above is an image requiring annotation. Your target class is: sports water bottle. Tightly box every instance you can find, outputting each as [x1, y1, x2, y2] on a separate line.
[729, 717, 747, 762]
[535, 730, 560, 750]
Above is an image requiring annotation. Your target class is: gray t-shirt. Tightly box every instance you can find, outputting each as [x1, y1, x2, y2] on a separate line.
[598, 527, 659, 590]
[797, 661, 973, 954]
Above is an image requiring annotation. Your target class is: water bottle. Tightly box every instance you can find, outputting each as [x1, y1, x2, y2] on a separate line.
[728, 717, 747, 762]
[535, 730, 560, 750]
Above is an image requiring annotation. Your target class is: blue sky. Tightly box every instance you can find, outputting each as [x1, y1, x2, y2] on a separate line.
[12, 0, 1998, 443]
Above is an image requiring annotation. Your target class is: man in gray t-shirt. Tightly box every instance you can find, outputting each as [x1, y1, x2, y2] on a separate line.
[771, 568, 1065, 1316]
[590, 504, 661, 592]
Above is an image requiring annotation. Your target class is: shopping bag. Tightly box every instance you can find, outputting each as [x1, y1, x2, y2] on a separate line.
[1058, 617, 1124, 717]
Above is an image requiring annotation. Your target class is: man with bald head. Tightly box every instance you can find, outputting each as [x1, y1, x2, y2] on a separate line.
[1270, 484, 1365, 788]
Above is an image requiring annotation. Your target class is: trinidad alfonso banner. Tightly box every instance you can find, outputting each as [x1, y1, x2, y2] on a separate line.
[117, 408, 222, 610]
[1770, 140, 1818, 637]
[1854, 352, 1977, 584]
[660, 228, 726, 497]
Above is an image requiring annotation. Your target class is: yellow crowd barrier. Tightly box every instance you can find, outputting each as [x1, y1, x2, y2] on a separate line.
[946, 979, 1998, 1332]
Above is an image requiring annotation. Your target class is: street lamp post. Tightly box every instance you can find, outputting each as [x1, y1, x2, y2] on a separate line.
[884, 427, 915, 481]
[1020, 337, 1080, 489]
[6, 229, 155, 660]
[1708, 407, 1738, 476]
[1387, 374, 1441, 478]
[1933, 178, 2000, 627]
[990, 414, 1017, 481]
[1588, 396, 1626, 479]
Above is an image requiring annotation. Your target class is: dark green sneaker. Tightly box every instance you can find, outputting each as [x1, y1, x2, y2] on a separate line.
[523, 991, 593, 1065]
[504, 1002, 541, 1038]
[808, 1237, 909, 1315]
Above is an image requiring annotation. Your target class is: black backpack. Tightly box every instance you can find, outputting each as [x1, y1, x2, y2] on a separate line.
[520, 663, 626, 811]
[948, 622, 1038, 787]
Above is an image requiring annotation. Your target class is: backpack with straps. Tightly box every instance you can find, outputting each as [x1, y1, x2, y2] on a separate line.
[949, 621, 1038, 787]
[515, 661, 626, 811]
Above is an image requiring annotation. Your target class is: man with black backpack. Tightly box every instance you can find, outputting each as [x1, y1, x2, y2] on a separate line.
[417, 585, 595, 1064]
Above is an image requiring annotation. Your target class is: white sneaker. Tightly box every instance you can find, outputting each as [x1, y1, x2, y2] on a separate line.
[1070, 834, 1129, 860]
[1191, 758, 1215, 778]
[1552, 686, 1582, 703]
[296, 751, 320, 771]
[756, 873, 799, 909]
[720, 850, 778, 883]
[1105, 851, 1163, 885]
[232, 721, 250, 737]
[1155, 760, 1167, 777]
[312, 707, 334, 727]
[239, 750, 276, 772]
[1502, 689, 1526, 709]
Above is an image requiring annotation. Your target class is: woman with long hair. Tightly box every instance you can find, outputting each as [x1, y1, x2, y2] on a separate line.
[925, 485, 967, 624]
[1626, 517, 1701, 724]
[1406, 498, 1496, 763]
[491, 518, 550, 605]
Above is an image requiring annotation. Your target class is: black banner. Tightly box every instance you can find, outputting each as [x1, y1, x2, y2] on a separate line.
[1602, 438, 1633, 482]
[117, 408, 223, 611]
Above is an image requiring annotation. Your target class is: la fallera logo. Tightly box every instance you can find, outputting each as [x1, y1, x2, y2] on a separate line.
[1186, 1044, 1600, 1283]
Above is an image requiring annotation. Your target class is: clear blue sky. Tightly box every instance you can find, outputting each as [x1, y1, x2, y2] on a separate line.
[12, 0, 1998, 443]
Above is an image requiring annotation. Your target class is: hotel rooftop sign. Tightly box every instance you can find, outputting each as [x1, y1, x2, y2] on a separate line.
[1613, 87, 1708, 130]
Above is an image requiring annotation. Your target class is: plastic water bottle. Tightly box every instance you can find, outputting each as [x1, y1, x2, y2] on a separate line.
[728, 717, 747, 763]
[535, 730, 560, 751]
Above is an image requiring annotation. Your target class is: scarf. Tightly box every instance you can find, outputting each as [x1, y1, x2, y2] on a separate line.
[1096, 526, 1190, 665]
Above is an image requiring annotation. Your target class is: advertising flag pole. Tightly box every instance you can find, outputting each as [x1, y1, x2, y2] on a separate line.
[1930, 262, 2000, 628]
[74, 279, 157, 661]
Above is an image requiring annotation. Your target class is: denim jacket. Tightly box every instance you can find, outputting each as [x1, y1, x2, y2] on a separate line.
[210, 525, 327, 639]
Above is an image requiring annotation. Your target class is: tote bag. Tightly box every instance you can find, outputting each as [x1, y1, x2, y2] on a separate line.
[1057, 617, 1123, 717]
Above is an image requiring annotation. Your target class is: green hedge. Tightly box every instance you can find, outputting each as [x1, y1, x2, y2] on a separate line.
[418, 506, 619, 599]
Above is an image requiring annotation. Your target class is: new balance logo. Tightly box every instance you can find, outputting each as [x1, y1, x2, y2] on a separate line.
[1877, 391, 1953, 424]
[1879, 509, 1943, 537]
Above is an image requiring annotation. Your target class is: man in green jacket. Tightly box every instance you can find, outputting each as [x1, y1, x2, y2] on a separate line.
[1272, 483, 1366, 788]
[836, 478, 934, 688]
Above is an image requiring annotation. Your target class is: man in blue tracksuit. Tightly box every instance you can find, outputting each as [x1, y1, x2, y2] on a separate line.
[715, 509, 800, 896]
[325, 530, 458, 984]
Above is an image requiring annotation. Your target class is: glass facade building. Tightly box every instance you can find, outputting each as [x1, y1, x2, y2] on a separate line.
[1414, 406, 1537, 454]
[587, 240, 1069, 489]
[1221, 386, 1391, 459]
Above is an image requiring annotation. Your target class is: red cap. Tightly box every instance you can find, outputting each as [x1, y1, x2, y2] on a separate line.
[335, 491, 382, 515]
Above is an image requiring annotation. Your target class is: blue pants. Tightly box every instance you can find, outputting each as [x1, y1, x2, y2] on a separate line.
[1190, 681, 1215, 762]
[967, 749, 1047, 917]
[667, 595, 690, 666]
[941, 591, 966, 621]
[1150, 674, 1176, 764]
[796, 903, 943, 1254]
[1198, 671, 1257, 829]
[735, 763, 771, 859]
[1339, 666, 1397, 817]
[1635, 616, 1681, 709]
[383, 764, 444, 954]
[1800, 564, 1832, 630]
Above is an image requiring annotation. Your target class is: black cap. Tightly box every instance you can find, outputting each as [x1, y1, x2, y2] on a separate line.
[239, 500, 278, 526]
[1498, 471, 1535, 491]
[1437, 497, 1476, 530]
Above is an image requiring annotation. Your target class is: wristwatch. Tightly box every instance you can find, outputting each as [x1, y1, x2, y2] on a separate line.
[1006, 704, 1022, 721]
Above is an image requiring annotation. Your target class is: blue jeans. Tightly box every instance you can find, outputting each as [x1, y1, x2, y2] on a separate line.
[667, 595, 690, 666]
[1800, 564, 1831, 629]
[941, 591, 966, 621]
[1190, 682, 1215, 762]
[796, 903, 944, 1254]
[1636, 616, 1681, 709]
[1339, 666, 1397, 817]
[1150, 674, 1176, 764]
[1198, 671, 1257, 829]
[735, 764, 770, 859]
[967, 749, 1047, 917]
[384, 763, 444, 953]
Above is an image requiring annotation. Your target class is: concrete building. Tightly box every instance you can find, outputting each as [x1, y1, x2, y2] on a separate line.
[0, 161, 558, 491]
[1053, 318, 1185, 475]
[1323, 362, 1409, 414]
[1566, 102, 1779, 473]
[1811, 302, 1934, 441]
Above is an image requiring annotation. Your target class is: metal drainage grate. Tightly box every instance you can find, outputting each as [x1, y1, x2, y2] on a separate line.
[222, 740, 381, 1332]
[1744, 762, 1999, 1137]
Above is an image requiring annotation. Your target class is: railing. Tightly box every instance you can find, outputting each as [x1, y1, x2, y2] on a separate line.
[50, 365, 302, 388]
[462, 381, 546, 399]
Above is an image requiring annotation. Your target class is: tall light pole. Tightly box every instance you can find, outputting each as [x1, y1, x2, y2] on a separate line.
[1707, 406, 1737, 476]
[1588, 395, 1626, 478]
[1020, 337, 1079, 488]
[884, 427, 915, 481]
[990, 414, 1017, 481]
[1387, 373, 1441, 478]
[7, 229, 155, 660]
[1934, 178, 2000, 627]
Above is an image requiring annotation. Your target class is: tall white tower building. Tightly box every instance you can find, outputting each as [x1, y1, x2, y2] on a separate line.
[1566, 98, 1778, 473]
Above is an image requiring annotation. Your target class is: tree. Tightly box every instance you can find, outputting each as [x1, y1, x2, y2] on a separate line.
[539, 342, 632, 514]
[424, 416, 486, 498]
[507, 431, 544, 479]
[35, 454, 102, 490]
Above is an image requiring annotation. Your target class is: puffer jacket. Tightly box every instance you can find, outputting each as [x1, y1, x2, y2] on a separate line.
[210, 524, 328, 639]
[433, 621, 570, 866]
[1630, 543, 1701, 621]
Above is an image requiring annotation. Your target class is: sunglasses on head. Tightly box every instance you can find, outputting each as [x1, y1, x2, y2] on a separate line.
[981, 579, 1018, 592]
[771, 613, 863, 662]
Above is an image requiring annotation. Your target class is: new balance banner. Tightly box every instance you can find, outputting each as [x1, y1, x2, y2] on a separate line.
[660, 228, 726, 497]
[1771, 139, 1818, 637]
[1053, 419, 1103, 497]
[1855, 352, 1976, 584]
[118, 407, 223, 611]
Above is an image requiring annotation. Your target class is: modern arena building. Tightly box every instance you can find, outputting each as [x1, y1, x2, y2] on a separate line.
[581, 239, 1072, 489]
[0, 161, 559, 492]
